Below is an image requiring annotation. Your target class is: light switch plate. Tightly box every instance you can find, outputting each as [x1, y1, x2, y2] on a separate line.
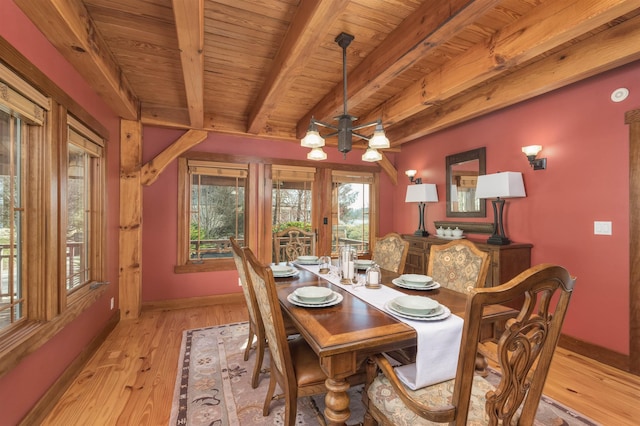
[594, 221, 612, 235]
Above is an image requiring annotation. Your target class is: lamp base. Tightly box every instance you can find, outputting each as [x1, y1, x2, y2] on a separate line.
[414, 230, 429, 237]
[487, 234, 511, 245]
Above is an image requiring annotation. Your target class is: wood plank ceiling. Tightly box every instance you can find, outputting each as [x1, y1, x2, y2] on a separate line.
[12, 0, 640, 153]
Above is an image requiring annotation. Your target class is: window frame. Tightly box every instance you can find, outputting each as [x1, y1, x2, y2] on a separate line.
[0, 57, 109, 378]
[175, 156, 249, 273]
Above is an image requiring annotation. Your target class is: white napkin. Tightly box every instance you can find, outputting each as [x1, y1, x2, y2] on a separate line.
[295, 262, 463, 389]
[393, 314, 463, 390]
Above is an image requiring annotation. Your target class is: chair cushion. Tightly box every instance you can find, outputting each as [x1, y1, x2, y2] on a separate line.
[367, 373, 495, 425]
[289, 336, 327, 386]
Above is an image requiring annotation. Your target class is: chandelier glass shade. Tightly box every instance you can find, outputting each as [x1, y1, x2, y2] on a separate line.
[301, 32, 389, 161]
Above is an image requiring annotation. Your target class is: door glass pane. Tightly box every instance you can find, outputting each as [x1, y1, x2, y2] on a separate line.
[331, 181, 370, 254]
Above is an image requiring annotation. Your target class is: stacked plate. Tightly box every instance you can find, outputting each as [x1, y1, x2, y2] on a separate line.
[270, 264, 299, 278]
[392, 274, 440, 291]
[287, 286, 343, 307]
[354, 259, 375, 270]
[385, 295, 450, 321]
[295, 255, 320, 265]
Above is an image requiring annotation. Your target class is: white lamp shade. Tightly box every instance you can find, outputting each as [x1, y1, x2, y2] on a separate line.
[301, 130, 325, 148]
[306, 147, 327, 161]
[362, 147, 382, 162]
[475, 172, 526, 199]
[405, 183, 438, 203]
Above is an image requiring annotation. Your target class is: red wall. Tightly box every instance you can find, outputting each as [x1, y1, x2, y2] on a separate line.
[394, 61, 639, 355]
[0, 1, 120, 423]
[141, 128, 396, 301]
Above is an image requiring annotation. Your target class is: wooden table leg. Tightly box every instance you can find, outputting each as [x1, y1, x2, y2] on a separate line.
[323, 377, 351, 425]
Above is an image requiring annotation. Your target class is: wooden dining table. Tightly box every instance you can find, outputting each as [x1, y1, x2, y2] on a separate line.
[275, 266, 512, 426]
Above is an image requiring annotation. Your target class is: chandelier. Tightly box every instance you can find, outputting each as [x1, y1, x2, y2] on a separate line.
[301, 32, 390, 162]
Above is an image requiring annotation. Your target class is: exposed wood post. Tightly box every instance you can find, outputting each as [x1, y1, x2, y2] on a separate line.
[626, 108, 640, 375]
[119, 120, 143, 319]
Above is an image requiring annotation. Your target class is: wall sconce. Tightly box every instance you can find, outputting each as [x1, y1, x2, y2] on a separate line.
[522, 145, 547, 170]
[405, 169, 422, 184]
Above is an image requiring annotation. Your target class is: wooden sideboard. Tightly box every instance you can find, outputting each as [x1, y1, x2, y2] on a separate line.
[402, 234, 532, 288]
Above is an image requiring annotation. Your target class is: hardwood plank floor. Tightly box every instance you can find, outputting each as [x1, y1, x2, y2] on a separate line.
[39, 303, 640, 425]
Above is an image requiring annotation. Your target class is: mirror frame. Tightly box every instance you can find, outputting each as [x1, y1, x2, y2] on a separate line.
[446, 147, 486, 218]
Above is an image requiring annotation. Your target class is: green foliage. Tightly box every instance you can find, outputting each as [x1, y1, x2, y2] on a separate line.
[272, 221, 312, 233]
[345, 224, 369, 241]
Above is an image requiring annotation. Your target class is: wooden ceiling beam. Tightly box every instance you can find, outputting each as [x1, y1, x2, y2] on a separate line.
[246, 0, 349, 135]
[387, 12, 640, 144]
[296, 0, 502, 139]
[360, 0, 639, 130]
[14, 0, 139, 120]
[172, 0, 205, 129]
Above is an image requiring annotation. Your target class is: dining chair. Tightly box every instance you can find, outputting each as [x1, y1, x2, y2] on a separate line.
[243, 246, 352, 426]
[273, 226, 316, 263]
[363, 263, 576, 426]
[229, 237, 266, 388]
[427, 239, 490, 293]
[371, 232, 410, 274]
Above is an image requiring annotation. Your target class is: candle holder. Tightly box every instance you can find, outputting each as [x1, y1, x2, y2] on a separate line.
[365, 263, 382, 289]
[339, 245, 357, 284]
[318, 256, 331, 274]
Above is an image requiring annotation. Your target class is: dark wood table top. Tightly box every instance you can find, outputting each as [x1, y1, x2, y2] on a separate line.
[276, 268, 471, 360]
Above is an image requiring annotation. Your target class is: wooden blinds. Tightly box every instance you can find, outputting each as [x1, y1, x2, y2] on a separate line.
[331, 170, 374, 184]
[187, 160, 248, 178]
[272, 165, 315, 182]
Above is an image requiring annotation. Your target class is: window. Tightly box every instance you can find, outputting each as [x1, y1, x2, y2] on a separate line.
[0, 59, 109, 375]
[65, 119, 105, 293]
[0, 110, 25, 330]
[331, 171, 374, 254]
[177, 158, 247, 271]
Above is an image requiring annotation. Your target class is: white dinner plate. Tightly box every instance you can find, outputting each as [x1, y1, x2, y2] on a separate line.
[273, 269, 300, 278]
[390, 301, 444, 317]
[354, 260, 375, 269]
[287, 291, 343, 308]
[293, 259, 321, 265]
[392, 278, 440, 291]
[384, 301, 451, 321]
[391, 295, 439, 315]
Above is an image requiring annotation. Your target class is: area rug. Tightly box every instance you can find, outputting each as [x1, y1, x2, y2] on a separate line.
[170, 322, 599, 426]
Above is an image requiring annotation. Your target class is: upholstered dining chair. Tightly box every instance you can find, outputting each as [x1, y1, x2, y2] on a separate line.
[363, 264, 576, 426]
[427, 239, 490, 293]
[273, 226, 316, 263]
[371, 232, 410, 273]
[229, 237, 265, 389]
[243, 246, 342, 426]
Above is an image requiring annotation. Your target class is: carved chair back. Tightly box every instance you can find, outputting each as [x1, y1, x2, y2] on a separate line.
[364, 264, 576, 425]
[273, 227, 316, 263]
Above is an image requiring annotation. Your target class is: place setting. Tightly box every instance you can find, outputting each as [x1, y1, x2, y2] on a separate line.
[292, 255, 321, 265]
[392, 273, 441, 291]
[384, 295, 450, 321]
[287, 286, 343, 308]
[269, 264, 300, 278]
[354, 259, 375, 270]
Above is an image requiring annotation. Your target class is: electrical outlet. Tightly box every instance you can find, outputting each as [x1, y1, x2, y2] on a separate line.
[594, 221, 612, 235]
[110, 297, 115, 310]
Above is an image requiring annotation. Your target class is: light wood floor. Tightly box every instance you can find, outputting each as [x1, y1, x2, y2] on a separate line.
[39, 303, 640, 425]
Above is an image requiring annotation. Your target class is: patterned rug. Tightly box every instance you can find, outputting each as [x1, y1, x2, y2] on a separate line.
[170, 322, 599, 426]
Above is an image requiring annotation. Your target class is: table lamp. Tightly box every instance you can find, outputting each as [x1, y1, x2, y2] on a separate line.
[405, 183, 438, 236]
[475, 172, 526, 245]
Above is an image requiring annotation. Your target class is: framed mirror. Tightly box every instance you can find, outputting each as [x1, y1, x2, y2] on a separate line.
[446, 147, 486, 217]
